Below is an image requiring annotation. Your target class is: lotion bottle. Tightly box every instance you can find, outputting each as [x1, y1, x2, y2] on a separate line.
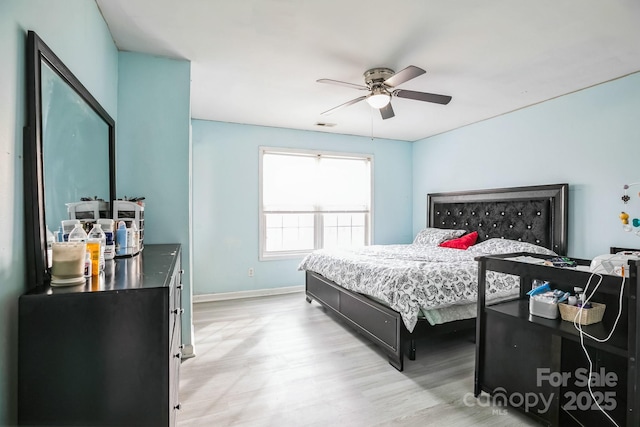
[98, 219, 115, 260]
[46, 225, 54, 268]
[115, 221, 128, 256]
[84, 251, 92, 278]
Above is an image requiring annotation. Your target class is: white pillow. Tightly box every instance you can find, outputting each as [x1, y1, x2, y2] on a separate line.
[468, 238, 557, 256]
[413, 228, 467, 246]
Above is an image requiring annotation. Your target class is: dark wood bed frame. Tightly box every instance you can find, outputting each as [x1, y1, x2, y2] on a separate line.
[305, 183, 569, 371]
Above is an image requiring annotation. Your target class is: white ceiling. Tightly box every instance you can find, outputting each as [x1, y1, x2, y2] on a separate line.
[96, 0, 640, 142]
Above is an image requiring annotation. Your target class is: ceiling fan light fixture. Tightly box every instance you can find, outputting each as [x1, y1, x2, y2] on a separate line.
[366, 85, 391, 108]
[366, 92, 391, 109]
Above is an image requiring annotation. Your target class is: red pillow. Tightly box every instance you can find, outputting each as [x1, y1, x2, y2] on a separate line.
[439, 231, 478, 250]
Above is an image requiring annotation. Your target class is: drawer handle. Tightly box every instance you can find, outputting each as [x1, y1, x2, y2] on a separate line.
[177, 285, 183, 290]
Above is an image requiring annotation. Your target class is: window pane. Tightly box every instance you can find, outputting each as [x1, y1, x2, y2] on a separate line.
[265, 213, 314, 252]
[299, 214, 314, 228]
[337, 213, 352, 227]
[282, 214, 299, 228]
[322, 213, 366, 249]
[351, 213, 365, 227]
[265, 214, 282, 228]
[323, 225, 338, 249]
[265, 228, 283, 252]
[317, 157, 370, 211]
[299, 227, 314, 247]
[337, 227, 351, 247]
[324, 213, 337, 227]
[263, 153, 316, 210]
[352, 227, 365, 247]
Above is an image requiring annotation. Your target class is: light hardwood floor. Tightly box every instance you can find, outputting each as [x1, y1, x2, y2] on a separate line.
[177, 292, 539, 426]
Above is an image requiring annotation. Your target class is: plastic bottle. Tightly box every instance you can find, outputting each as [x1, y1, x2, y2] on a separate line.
[67, 223, 88, 243]
[88, 223, 106, 271]
[115, 221, 128, 256]
[86, 239, 100, 275]
[46, 225, 55, 268]
[98, 219, 115, 260]
[84, 251, 92, 278]
[130, 221, 139, 255]
[62, 219, 81, 242]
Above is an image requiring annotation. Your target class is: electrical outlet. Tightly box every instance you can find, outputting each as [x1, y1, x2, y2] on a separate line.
[248, 268, 254, 277]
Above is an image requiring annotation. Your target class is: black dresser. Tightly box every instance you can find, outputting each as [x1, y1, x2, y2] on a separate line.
[18, 244, 183, 426]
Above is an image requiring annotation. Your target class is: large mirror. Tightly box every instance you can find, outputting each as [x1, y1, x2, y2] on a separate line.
[24, 31, 115, 287]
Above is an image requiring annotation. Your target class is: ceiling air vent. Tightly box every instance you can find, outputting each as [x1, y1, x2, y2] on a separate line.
[315, 122, 336, 127]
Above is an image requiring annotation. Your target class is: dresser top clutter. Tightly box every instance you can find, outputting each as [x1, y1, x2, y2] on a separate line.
[26, 244, 180, 295]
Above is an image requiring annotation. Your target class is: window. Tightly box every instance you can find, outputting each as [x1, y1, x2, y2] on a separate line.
[260, 147, 372, 259]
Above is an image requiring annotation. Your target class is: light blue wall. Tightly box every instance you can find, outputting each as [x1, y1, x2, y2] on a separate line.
[192, 120, 413, 294]
[0, 1, 117, 424]
[2, 2, 638, 422]
[413, 72, 640, 259]
[117, 52, 193, 347]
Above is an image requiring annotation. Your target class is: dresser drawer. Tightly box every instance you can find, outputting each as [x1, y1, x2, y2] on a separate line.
[169, 306, 182, 426]
[169, 259, 182, 350]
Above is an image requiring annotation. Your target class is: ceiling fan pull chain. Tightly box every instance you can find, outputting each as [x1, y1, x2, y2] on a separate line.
[371, 108, 374, 141]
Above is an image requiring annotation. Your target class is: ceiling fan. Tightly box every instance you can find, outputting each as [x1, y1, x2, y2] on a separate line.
[317, 65, 452, 120]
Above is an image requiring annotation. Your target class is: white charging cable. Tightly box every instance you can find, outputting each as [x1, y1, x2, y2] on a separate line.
[572, 272, 625, 427]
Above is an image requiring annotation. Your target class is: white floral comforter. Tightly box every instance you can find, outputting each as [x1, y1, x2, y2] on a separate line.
[298, 239, 556, 332]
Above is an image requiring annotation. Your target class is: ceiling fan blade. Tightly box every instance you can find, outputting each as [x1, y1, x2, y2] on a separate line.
[383, 65, 426, 87]
[320, 95, 367, 115]
[316, 79, 369, 91]
[393, 89, 452, 105]
[379, 103, 395, 120]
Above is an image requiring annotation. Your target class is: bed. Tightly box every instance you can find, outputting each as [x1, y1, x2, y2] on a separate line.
[299, 183, 569, 371]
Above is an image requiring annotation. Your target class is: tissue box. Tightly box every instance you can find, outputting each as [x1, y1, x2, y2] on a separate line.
[529, 297, 559, 319]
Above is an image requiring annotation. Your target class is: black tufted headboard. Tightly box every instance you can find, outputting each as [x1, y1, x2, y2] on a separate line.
[427, 184, 569, 255]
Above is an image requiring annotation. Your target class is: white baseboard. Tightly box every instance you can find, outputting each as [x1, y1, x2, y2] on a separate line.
[193, 285, 304, 303]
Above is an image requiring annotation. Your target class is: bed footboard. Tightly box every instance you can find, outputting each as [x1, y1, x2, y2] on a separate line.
[306, 270, 476, 371]
[305, 271, 406, 370]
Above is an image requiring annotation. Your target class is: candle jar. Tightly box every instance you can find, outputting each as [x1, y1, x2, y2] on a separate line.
[51, 242, 87, 286]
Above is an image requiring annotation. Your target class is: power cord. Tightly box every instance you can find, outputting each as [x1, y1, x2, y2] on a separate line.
[572, 272, 625, 427]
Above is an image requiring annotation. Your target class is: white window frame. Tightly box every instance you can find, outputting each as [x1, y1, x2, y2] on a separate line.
[259, 146, 374, 260]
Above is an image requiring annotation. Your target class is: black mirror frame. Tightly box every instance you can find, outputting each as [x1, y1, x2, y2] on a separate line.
[24, 30, 116, 287]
